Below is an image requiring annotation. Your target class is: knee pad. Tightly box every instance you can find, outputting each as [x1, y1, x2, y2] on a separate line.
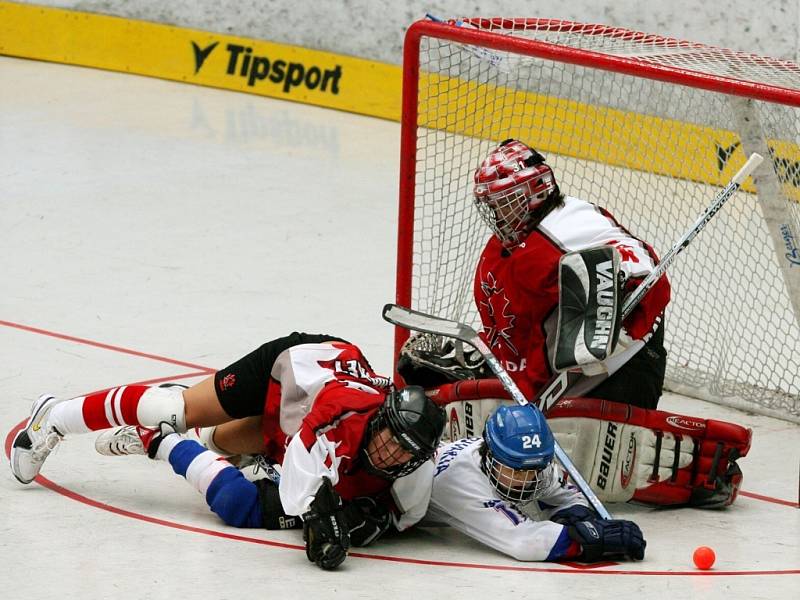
[136, 386, 187, 432]
[196, 426, 232, 456]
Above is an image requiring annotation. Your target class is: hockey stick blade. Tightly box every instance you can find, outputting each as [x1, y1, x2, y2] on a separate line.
[383, 303, 612, 519]
[383, 304, 525, 404]
[382, 304, 486, 350]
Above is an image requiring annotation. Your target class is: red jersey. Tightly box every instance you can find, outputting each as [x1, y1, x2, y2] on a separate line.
[474, 196, 670, 399]
[257, 341, 399, 516]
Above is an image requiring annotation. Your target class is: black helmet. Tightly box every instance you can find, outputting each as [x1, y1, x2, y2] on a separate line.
[362, 385, 445, 479]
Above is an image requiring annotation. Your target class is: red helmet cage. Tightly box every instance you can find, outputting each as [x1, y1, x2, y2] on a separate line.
[473, 140, 557, 245]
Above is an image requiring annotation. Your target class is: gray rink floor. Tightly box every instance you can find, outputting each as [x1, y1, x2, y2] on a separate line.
[0, 56, 798, 599]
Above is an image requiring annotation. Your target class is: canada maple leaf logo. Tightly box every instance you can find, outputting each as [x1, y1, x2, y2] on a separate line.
[608, 240, 640, 263]
[479, 272, 519, 356]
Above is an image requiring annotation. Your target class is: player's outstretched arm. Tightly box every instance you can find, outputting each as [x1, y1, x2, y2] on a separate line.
[566, 519, 646, 562]
[302, 477, 350, 570]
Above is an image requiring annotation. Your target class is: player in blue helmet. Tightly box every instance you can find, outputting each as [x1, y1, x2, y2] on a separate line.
[481, 403, 556, 502]
[426, 403, 647, 562]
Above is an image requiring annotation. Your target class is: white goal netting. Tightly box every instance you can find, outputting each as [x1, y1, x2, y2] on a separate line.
[397, 18, 800, 422]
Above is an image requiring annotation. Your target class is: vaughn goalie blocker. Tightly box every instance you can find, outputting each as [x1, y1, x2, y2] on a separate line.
[398, 139, 751, 509]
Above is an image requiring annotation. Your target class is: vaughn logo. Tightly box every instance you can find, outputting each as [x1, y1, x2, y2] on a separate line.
[666, 415, 705, 431]
[590, 259, 616, 351]
[192, 41, 219, 74]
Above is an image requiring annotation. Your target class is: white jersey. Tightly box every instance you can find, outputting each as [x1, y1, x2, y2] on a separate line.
[426, 438, 588, 561]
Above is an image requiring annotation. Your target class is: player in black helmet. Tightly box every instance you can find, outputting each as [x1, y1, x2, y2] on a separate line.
[11, 332, 446, 570]
[362, 385, 446, 479]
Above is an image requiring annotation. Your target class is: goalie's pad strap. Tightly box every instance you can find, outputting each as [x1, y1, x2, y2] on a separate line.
[554, 246, 623, 373]
[547, 397, 752, 507]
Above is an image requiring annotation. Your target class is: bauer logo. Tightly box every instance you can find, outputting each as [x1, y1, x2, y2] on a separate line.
[399, 432, 421, 452]
[666, 415, 705, 431]
[595, 421, 618, 490]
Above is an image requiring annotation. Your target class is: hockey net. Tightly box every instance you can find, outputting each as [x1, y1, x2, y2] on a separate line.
[395, 18, 800, 423]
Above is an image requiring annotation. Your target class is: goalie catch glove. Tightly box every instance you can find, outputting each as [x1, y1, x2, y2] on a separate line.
[302, 477, 350, 570]
[398, 333, 490, 388]
[567, 519, 646, 562]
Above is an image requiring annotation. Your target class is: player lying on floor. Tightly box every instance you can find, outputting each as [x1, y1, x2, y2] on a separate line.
[400, 333, 752, 509]
[95, 403, 645, 563]
[10, 333, 446, 570]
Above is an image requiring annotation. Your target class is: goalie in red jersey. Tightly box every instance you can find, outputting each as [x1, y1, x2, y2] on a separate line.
[399, 139, 751, 509]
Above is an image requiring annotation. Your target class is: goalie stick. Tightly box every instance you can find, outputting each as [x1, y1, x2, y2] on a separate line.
[537, 152, 764, 412]
[382, 302, 613, 519]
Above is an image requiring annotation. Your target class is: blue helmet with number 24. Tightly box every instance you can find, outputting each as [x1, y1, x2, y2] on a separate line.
[482, 404, 556, 502]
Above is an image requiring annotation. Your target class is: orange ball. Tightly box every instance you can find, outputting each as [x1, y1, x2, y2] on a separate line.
[693, 546, 716, 570]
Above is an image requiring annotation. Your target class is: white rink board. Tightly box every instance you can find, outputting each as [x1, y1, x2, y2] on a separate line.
[0, 57, 798, 599]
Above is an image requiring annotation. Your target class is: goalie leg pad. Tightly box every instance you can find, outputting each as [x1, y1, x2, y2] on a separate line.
[547, 397, 752, 507]
[442, 398, 508, 442]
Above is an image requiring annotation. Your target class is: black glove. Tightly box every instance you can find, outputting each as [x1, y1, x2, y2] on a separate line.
[567, 519, 646, 562]
[302, 477, 350, 570]
[343, 496, 392, 547]
[550, 504, 598, 527]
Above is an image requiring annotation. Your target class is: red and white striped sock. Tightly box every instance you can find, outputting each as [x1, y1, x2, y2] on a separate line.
[47, 385, 186, 435]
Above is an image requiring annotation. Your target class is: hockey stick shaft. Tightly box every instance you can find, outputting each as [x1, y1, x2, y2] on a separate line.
[383, 303, 612, 519]
[621, 152, 763, 317]
[537, 152, 764, 411]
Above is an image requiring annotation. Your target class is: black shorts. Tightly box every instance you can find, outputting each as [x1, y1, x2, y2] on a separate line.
[213, 332, 348, 419]
[588, 323, 666, 410]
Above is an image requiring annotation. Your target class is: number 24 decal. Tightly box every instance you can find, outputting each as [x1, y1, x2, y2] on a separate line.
[522, 434, 541, 448]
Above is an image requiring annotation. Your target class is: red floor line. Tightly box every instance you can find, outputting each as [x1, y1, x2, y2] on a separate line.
[0, 319, 215, 372]
[4, 319, 799, 571]
[739, 490, 799, 508]
[96, 371, 212, 390]
[21, 473, 800, 576]
[4, 422, 799, 576]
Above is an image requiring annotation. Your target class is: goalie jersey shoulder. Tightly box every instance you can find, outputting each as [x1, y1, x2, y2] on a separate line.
[539, 196, 658, 277]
